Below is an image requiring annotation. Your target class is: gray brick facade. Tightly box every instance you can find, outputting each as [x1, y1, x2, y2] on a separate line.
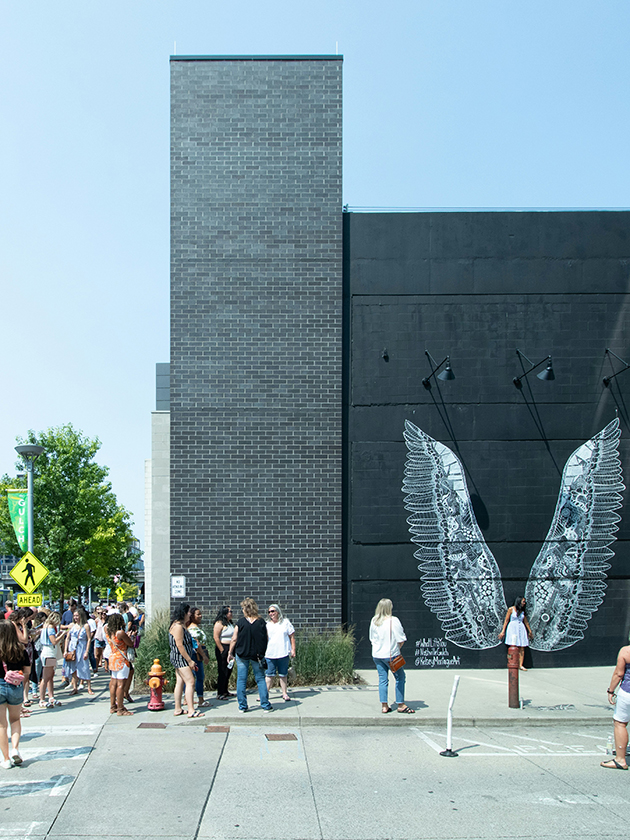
[170, 57, 343, 623]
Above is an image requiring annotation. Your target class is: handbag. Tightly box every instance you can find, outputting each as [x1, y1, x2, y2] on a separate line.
[388, 620, 405, 673]
[64, 650, 76, 661]
[389, 654, 406, 672]
[2, 663, 24, 686]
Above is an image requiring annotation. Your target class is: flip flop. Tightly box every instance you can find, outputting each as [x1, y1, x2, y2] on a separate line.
[397, 706, 416, 714]
[381, 707, 392, 714]
[173, 710, 184, 717]
[187, 710, 205, 718]
[117, 709, 134, 716]
[601, 759, 628, 770]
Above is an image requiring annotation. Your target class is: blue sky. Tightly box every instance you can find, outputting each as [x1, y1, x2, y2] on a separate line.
[1, 0, 629, 539]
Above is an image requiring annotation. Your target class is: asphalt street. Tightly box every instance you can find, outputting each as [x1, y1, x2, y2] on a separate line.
[0, 665, 624, 840]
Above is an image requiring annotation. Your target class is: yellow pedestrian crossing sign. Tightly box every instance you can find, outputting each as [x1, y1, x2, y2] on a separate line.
[10, 552, 49, 594]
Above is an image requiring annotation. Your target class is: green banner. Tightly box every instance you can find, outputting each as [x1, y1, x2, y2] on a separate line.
[7, 489, 28, 553]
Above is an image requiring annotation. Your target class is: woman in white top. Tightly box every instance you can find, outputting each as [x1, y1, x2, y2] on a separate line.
[369, 598, 414, 715]
[213, 606, 236, 700]
[38, 612, 66, 708]
[265, 604, 296, 702]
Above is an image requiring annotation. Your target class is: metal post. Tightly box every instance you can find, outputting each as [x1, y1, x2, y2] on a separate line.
[26, 461, 34, 554]
[507, 645, 520, 708]
[440, 675, 460, 757]
[14, 445, 44, 555]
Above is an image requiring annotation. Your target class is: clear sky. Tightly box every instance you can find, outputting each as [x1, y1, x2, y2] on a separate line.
[1, 0, 629, 541]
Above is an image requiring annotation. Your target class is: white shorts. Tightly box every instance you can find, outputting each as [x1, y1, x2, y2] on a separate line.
[111, 665, 130, 681]
[614, 687, 630, 723]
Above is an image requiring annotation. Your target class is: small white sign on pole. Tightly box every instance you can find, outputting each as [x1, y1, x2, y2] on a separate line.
[171, 575, 186, 598]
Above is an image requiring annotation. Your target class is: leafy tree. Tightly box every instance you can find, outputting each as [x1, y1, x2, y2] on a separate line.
[0, 424, 137, 610]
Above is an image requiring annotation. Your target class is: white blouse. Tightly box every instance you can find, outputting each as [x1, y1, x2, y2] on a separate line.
[369, 616, 406, 659]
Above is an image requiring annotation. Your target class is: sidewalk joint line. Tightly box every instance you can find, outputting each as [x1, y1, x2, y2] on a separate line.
[192, 728, 230, 840]
[300, 722, 324, 840]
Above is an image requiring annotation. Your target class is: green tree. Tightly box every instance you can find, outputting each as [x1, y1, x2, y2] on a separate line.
[0, 424, 137, 610]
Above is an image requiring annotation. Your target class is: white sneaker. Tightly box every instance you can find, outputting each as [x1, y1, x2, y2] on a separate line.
[1, 759, 12, 770]
[10, 750, 22, 766]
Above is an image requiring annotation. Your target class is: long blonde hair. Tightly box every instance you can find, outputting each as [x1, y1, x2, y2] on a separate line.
[44, 611, 61, 628]
[372, 598, 393, 627]
[241, 597, 259, 618]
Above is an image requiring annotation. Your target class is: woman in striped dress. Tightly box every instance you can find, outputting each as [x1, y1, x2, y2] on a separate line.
[169, 604, 204, 719]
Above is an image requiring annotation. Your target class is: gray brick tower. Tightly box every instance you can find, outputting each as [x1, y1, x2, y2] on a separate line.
[170, 56, 343, 623]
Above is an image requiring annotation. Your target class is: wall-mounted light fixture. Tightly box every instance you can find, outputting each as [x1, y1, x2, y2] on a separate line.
[422, 351, 455, 390]
[513, 349, 555, 389]
[602, 348, 630, 387]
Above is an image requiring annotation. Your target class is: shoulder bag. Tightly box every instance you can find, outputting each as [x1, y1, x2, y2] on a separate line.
[389, 619, 405, 673]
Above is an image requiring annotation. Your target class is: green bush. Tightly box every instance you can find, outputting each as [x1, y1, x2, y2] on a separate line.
[133, 612, 356, 692]
[292, 626, 356, 685]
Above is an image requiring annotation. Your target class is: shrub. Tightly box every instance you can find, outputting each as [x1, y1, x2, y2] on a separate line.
[291, 626, 356, 685]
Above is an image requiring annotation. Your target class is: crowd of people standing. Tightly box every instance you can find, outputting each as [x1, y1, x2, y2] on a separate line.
[0, 599, 145, 768]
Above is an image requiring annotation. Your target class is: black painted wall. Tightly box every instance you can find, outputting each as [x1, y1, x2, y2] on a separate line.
[345, 211, 630, 668]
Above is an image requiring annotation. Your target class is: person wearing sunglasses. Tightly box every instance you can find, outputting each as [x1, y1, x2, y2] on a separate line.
[264, 604, 296, 702]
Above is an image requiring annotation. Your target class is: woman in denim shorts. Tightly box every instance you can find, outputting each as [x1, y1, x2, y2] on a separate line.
[0, 619, 30, 769]
[264, 604, 296, 702]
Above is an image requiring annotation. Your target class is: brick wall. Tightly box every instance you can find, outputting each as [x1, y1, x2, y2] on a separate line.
[170, 57, 343, 624]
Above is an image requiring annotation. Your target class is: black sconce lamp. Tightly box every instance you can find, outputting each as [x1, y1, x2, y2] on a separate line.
[422, 351, 455, 390]
[602, 348, 630, 388]
[513, 349, 555, 389]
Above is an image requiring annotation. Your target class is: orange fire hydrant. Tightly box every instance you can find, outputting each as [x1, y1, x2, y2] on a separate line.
[146, 658, 168, 711]
[507, 645, 520, 708]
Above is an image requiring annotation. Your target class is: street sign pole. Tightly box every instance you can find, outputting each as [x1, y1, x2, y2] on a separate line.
[15, 444, 45, 554]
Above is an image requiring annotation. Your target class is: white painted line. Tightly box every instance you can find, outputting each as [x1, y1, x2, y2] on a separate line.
[410, 729, 444, 752]
[415, 730, 605, 757]
[491, 730, 563, 745]
[50, 775, 73, 796]
[0, 775, 75, 798]
[0, 823, 46, 837]
[23, 725, 102, 736]
[19, 746, 92, 761]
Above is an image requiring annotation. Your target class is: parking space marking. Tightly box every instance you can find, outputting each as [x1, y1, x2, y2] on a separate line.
[413, 729, 607, 757]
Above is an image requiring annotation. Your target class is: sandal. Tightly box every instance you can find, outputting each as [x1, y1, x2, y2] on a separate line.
[110, 707, 117, 714]
[39, 700, 48, 709]
[197, 699, 209, 707]
[601, 759, 628, 770]
[117, 709, 134, 716]
[187, 710, 205, 718]
[397, 706, 415, 714]
[173, 710, 184, 717]
[381, 706, 392, 714]
[87, 690, 95, 696]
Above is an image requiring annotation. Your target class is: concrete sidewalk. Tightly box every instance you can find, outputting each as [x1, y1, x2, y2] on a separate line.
[118, 664, 615, 728]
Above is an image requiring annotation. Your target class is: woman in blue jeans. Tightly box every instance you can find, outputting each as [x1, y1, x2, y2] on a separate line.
[227, 598, 273, 713]
[369, 599, 415, 715]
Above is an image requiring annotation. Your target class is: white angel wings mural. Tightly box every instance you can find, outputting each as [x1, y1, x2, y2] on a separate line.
[402, 419, 625, 651]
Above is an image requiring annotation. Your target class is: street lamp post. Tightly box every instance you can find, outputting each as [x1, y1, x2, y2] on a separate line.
[14, 445, 45, 554]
